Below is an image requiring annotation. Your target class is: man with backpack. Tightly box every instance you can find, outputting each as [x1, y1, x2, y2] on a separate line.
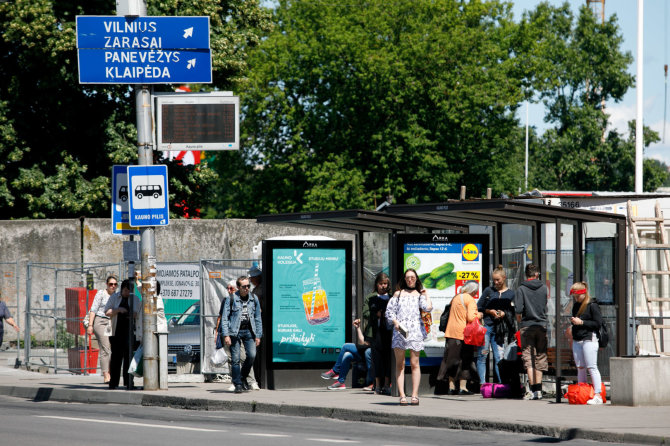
[220, 276, 263, 393]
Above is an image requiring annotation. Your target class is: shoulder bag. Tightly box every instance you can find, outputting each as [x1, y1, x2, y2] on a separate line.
[420, 293, 432, 334]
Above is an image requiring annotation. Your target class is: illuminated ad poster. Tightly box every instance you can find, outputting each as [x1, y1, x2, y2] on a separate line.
[393, 234, 489, 366]
[264, 240, 352, 367]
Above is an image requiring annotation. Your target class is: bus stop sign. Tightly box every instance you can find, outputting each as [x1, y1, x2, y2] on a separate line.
[127, 165, 170, 227]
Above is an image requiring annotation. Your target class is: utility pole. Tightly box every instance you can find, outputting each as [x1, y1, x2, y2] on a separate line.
[117, 0, 160, 390]
[635, 0, 644, 193]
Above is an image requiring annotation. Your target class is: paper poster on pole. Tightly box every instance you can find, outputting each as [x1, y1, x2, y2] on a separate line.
[394, 234, 489, 366]
[264, 240, 352, 367]
[156, 262, 200, 300]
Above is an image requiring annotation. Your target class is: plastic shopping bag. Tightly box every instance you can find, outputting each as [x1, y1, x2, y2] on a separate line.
[463, 319, 486, 346]
[210, 347, 228, 368]
[128, 345, 143, 377]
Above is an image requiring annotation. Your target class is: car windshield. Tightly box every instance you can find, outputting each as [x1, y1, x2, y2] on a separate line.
[175, 303, 200, 326]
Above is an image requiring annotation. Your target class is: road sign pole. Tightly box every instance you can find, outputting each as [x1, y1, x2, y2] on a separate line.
[137, 86, 159, 391]
[119, 0, 160, 391]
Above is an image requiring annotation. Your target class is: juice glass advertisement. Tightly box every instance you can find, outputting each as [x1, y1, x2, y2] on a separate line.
[393, 234, 489, 366]
[264, 240, 352, 367]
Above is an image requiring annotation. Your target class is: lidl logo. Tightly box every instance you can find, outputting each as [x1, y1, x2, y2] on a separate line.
[462, 243, 479, 261]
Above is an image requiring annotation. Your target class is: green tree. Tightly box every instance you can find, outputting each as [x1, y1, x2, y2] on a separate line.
[215, 0, 527, 216]
[523, 3, 663, 192]
[0, 0, 271, 219]
[644, 158, 669, 191]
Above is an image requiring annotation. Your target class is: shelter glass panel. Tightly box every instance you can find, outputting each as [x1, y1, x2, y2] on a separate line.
[502, 224, 533, 291]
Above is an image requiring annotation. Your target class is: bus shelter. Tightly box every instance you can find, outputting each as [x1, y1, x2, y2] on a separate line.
[257, 198, 626, 399]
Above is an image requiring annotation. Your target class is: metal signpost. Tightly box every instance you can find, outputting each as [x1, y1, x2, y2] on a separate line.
[77, 1, 213, 390]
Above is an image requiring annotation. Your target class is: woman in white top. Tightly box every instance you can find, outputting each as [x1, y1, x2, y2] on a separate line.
[385, 268, 432, 406]
[87, 276, 116, 383]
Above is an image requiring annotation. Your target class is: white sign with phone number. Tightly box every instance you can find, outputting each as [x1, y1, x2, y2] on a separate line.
[156, 262, 200, 300]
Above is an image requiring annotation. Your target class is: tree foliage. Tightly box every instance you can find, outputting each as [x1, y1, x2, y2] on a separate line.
[0, 0, 272, 218]
[0, 0, 665, 220]
[523, 4, 666, 191]
[215, 0, 527, 216]
[212, 0, 666, 218]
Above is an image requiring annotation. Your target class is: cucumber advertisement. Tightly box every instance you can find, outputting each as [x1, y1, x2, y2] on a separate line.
[264, 240, 352, 367]
[394, 234, 489, 365]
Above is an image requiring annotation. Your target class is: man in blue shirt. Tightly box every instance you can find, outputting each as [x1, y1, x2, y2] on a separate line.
[221, 276, 263, 393]
[0, 298, 20, 348]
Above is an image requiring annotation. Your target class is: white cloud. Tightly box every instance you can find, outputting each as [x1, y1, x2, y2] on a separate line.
[606, 102, 635, 136]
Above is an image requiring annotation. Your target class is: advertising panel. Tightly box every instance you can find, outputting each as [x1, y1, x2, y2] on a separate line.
[394, 234, 489, 365]
[264, 240, 352, 368]
[156, 262, 201, 300]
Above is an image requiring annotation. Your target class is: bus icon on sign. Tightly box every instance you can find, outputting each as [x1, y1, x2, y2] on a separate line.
[135, 184, 162, 199]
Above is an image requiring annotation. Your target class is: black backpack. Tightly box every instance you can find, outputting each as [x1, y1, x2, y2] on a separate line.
[597, 320, 609, 349]
[438, 302, 451, 332]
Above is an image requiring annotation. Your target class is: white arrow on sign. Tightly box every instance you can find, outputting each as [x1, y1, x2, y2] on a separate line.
[187, 59, 196, 69]
[183, 27, 193, 39]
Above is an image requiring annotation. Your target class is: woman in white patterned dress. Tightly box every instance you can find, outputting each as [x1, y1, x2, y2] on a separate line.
[385, 268, 432, 406]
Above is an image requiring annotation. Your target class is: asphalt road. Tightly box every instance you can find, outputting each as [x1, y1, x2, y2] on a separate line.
[0, 395, 629, 446]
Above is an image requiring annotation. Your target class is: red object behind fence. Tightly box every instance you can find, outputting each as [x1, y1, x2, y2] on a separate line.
[68, 344, 99, 374]
[65, 287, 97, 336]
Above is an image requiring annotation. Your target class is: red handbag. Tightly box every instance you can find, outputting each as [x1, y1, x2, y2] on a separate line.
[464, 318, 486, 346]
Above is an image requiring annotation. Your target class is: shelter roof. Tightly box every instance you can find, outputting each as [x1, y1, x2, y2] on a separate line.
[256, 199, 625, 234]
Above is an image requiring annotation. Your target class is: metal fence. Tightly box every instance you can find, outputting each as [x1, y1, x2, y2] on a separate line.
[23, 262, 124, 374]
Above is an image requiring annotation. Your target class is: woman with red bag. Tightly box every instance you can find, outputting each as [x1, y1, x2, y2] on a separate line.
[437, 281, 479, 395]
[569, 282, 604, 405]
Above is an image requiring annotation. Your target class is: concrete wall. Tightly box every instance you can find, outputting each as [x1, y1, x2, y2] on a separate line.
[83, 218, 352, 262]
[610, 356, 670, 405]
[0, 220, 82, 343]
[0, 218, 352, 342]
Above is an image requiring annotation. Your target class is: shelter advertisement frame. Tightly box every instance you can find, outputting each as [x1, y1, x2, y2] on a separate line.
[263, 239, 352, 370]
[392, 233, 490, 366]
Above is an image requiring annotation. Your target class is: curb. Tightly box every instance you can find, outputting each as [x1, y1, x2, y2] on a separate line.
[1, 385, 666, 446]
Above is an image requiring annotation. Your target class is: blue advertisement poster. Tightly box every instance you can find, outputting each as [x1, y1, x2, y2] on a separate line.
[394, 234, 489, 366]
[265, 240, 352, 366]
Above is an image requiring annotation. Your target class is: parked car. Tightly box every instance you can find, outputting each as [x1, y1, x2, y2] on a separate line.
[167, 302, 201, 373]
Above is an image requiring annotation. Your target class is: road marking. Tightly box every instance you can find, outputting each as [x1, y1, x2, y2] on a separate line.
[35, 416, 224, 432]
[306, 439, 359, 443]
[241, 433, 290, 437]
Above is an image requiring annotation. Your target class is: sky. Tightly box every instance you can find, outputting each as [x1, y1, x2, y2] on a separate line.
[511, 0, 670, 165]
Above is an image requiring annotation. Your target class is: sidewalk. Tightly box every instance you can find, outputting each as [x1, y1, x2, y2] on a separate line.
[0, 354, 668, 445]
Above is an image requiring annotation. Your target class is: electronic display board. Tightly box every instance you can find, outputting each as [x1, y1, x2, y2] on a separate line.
[154, 92, 239, 151]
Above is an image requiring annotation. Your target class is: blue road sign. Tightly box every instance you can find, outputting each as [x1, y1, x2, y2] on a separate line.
[76, 16, 212, 84]
[78, 48, 212, 84]
[112, 165, 140, 235]
[128, 165, 169, 227]
[76, 16, 210, 49]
